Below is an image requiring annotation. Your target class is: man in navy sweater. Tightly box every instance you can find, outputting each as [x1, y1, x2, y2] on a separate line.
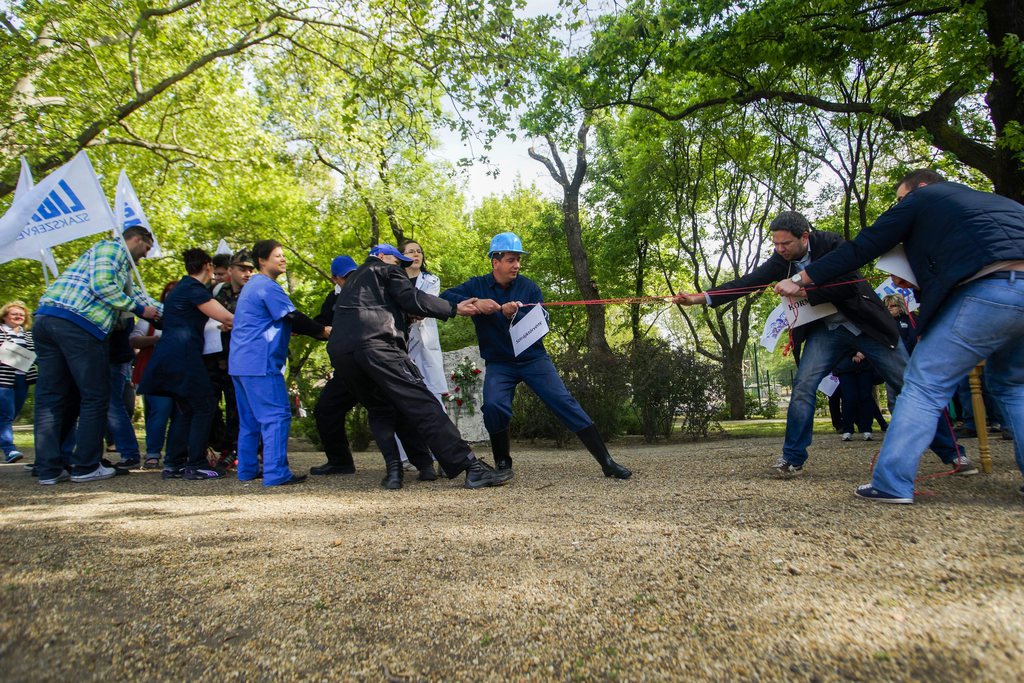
[777, 170, 1024, 503]
[441, 233, 631, 479]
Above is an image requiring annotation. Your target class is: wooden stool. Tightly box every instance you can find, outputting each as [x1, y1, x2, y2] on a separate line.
[968, 362, 992, 473]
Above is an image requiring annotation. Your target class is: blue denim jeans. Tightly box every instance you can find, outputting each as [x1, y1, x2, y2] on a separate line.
[872, 274, 1024, 498]
[0, 375, 29, 455]
[782, 323, 962, 467]
[481, 357, 593, 435]
[106, 362, 140, 461]
[32, 316, 111, 478]
[143, 394, 177, 459]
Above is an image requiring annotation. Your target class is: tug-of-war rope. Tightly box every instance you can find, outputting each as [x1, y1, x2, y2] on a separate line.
[521, 275, 967, 495]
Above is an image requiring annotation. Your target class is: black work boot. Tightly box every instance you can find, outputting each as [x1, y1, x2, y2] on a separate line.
[381, 461, 403, 490]
[464, 458, 514, 489]
[418, 465, 438, 481]
[489, 430, 513, 471]
[576, 424, 632, 479]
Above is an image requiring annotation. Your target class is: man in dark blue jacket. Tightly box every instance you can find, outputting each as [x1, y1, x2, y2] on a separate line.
[441, 232, 631, 479]
[676, 212, 968, 478]
[778, 170, 1024, 503]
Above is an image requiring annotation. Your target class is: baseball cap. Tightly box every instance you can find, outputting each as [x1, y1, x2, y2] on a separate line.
[331, 255, 358, 277]
[369, 244, 413, 265]
[230, 249, 255, 268]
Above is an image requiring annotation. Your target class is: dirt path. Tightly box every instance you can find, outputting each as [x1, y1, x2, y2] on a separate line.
[1, 436, 1022, 681]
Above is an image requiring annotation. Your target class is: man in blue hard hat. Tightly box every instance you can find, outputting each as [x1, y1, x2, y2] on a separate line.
[441, 232, 632, 479]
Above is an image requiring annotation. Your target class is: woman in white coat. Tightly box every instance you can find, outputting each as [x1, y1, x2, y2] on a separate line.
[398, 240, 449, 471]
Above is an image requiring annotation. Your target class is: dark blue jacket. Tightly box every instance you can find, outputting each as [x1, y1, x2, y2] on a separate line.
[442, 273, 548, 363]
[805, 182, 1024, 334]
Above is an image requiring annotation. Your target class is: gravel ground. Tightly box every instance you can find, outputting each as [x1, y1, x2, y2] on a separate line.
[1, 434, 1022, 682]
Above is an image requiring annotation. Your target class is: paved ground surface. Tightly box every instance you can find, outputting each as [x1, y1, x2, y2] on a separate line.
[1, 434, 1022, 682]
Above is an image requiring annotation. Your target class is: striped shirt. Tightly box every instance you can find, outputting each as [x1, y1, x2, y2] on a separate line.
[35, 239, 160, 339]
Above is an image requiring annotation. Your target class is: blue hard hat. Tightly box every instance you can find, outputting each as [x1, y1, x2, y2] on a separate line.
[369, 243, 413, 265]
[487, 232, 528, 259]
[330, 255, 358, 278]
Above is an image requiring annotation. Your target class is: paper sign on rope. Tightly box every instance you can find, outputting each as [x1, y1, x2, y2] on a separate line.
[203, 318, 223, 355]
[817, 373, 841, 397]
[874, 276, 920, 312]
[114, 170, 162, 257]
[759, 297, 838, 352]
[511, 304, 549, 357]
[0, 340, 36, 373]
[0, 151, 117, 265]
[876, 245, 918, 288]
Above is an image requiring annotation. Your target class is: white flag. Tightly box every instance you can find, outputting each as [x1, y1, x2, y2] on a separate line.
[759, 297, 839, 352]
[874, 277, 920, 313]
[114, 170, 161, 257]
[12, 158, 59, 277]
[215, 238, 232, 255]
[0, 151, 117, 264]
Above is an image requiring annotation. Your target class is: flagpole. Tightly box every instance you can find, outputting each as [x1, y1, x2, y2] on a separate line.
[113, 229, 151, 299]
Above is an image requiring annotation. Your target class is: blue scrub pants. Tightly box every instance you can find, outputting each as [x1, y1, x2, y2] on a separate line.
[233, 374, 293, 486]
[482, 357, 593, 435]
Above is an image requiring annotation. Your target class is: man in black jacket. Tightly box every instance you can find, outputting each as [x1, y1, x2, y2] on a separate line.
[676, 211, 968, 478]
[327, 244, 513, 489]
[310, 255, 435, 479]
[778, 170, 1024, 503]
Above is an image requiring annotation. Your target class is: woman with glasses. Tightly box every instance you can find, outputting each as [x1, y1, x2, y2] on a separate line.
[0, 302, 36, 464]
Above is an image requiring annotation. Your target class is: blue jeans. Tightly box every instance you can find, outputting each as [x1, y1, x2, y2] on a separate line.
[106, 362, 140, 461]
[0, 375, 29, 455]
[783, 323, 962, 467]
[143, 394, 177, 458]
[482, 357, 593, 435]
[872, 274, 1024, 498]
[32, 316, 111, 478]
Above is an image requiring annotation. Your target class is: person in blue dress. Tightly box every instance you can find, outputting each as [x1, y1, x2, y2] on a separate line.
[229, 239, 330, 487]
[138, 249, 234, 480]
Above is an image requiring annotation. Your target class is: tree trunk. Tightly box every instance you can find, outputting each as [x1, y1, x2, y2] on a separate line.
[528, 121, 611, 356]
[984, 0, 1024, 203]
[721, 343, 747, 420]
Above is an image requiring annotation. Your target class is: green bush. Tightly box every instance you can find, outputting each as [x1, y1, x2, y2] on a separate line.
[744, 390, 780, 419]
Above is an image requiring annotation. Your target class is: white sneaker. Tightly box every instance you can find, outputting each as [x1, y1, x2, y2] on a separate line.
[70, 464, 116, 483]
[39, 470, 70, 485]
[841, 433, 852, 441]
[401, 461, 418, 472]
[862, 432, 873, 441]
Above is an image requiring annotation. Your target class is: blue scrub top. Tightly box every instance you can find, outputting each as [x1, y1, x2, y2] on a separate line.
[228, 273, 296, 376]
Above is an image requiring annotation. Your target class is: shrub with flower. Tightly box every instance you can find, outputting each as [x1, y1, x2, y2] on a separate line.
[446, 356, 483, 416]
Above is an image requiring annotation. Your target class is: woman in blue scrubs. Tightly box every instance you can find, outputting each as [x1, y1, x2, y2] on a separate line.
[229, 240, 329, 486]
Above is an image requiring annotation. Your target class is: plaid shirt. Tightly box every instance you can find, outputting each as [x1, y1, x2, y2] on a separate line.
[37, 239, 161, 339]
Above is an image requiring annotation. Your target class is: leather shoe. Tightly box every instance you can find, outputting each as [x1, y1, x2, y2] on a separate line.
[464, 459, 514, 489]
[309, 462, 356, 475]
[418, 466, 438, 481]
[279, 474, 307, 486]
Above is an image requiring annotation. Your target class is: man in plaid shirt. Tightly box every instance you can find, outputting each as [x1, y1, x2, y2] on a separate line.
[33, 226, 162, 485]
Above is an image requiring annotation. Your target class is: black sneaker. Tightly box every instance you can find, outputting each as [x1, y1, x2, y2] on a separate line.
[116, 458, 140, 470]
[309, 462, 356, 475]
[418, 466, 438, 482]
[182, 466, 225, 480]
[769, 457, 803, 478]
[162, 467, 183, 479]
[464, 459, 514, 489]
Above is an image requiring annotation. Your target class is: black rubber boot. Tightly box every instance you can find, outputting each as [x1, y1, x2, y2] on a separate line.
[576, 424, 632, 479]
[489, 430, 512, 471]
[381, 460, 403, 489]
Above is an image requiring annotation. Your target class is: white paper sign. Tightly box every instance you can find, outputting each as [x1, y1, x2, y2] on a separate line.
[215, 238, 232, 255]
[510, 304, 549, 357]
[114, 170, 162, 257]
[0, 151, 117, 264]
[0, 340, 36, 373]
[874, 277, 920, 313]
[817, 373, 840, 397]
[759, 297, 839, 352]
[876, 245, 918, 288]
[202, 318, 223, 355]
